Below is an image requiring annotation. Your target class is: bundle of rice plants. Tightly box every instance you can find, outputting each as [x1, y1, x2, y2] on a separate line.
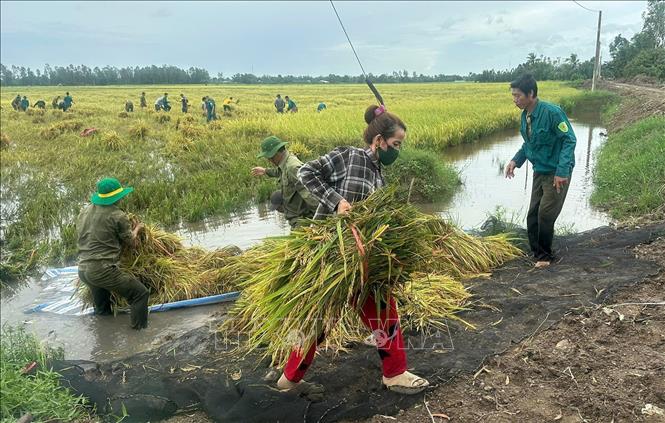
[118, 111, 130, 118]
[182, 114, 196, 124]
[208, 120, 224, 131]
[101, 131, 126, 151]
[0, 133, 10, 149]
[155, 114, 171, 124]
[166, 136, 194, 153]
[128, 121, 149, 140]
[77, 219, 242, 308]
[223, 188, 520, 365]
[289, 141, 313, 160]
[180, 124, 204, 139]
[39, 121, 84, 140]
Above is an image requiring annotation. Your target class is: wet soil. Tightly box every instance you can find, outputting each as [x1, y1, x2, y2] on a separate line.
[53, 223, 664, 422]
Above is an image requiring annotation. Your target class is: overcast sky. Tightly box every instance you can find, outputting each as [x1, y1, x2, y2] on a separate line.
[0, 1, 647, 76]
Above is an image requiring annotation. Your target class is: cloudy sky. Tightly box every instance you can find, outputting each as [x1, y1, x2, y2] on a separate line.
[0, 1, 647, 76]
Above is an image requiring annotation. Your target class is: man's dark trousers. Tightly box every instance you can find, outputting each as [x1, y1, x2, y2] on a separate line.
[527, 172, 570, 261]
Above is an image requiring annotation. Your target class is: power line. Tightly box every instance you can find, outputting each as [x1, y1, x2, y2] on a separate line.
[329, 0, 368, 79]
[572, 0, 600, 13]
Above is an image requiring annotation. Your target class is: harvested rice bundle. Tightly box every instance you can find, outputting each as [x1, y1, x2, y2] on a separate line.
[224, 188, 520, 365]
[77, 220, 241, 309]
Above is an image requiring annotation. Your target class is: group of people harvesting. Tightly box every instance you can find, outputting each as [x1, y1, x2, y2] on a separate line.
[78, 73, 574, 400]
[10, 92, 73, 111]
[274, 93, 327, 114]
[122, 92, 237, 122]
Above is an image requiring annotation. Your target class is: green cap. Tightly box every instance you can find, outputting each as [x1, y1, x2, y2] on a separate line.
[91, 177, 134, 206]
[257, 135, 288, 159]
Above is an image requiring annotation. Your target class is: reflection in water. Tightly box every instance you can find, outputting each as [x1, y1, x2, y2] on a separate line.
[1, 115, 609, 361]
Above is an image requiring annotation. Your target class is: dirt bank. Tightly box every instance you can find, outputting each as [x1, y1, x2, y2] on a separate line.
[53, 224, 663, 422]
[599, 80, 665, 132]
[360, 237, 665, 423]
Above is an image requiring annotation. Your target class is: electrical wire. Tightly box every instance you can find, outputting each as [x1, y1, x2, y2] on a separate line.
[330, 0, 368, 79]
[572, 0, 600, 13]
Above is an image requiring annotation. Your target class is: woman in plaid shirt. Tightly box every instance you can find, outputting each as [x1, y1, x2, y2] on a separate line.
[275, 105, 430, 399]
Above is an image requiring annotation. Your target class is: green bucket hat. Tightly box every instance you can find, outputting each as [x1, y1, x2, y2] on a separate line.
[91, 177, 134, 206]
[257, 135, 288, 159]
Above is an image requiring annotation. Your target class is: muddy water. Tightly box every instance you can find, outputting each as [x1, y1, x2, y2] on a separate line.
[1, 115, 607, 361]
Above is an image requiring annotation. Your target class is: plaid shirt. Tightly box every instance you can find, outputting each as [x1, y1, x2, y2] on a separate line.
[298, 146, 385, 219]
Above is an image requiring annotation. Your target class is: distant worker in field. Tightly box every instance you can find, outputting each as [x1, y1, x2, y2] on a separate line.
[274, 94, 285, 113]
[125, 100, 134, 112]
[251, 136, 318, 228]
[11, 95, 21, 111]
[285, 96, 298, 113]
[203, 96, 217, 122]
[77, 177, 149, 330]
[317, 102, 327, 112]
[52, 96, 61, 109]
[19, 96, 29, 111]
[180, 93, 189, 113]
[62, 92, 74, 111]
[505, 74, 576, 269]
[140, 92, 147, 108]
[33, 100, 46, 109]
[223, 96, 234, 113]
[155, 93, 171, 112]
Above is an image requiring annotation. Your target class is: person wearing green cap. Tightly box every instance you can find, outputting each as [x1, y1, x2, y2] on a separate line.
[76, 177, 149, 329]
[251, 136, 319, 228]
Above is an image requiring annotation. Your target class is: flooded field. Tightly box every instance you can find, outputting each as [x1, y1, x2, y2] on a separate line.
[0, 113, 608, 361]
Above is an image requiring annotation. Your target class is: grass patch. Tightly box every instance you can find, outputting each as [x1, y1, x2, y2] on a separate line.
[559, 90, 619, 115]
[591, 116, 665, 219]
[0, 325, 89, 422]
[385, 149, 460, 202]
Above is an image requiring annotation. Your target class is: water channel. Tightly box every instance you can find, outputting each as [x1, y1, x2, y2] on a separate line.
[1, 113, 609, 361]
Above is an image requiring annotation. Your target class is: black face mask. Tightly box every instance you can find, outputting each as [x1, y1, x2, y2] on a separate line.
[378, 145, 400, 165]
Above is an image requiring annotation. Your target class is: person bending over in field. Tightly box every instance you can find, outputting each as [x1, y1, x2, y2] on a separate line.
[62, 92, 74, 111]
[19, 96, 29, 111]
[51, 96, 61, 109]
[33, 100, 46, 109]
[272, 104, 430, 400]
[251, 136, 319, 228]
[11, 94, 21, 111]
[155, 93, 171, 112]
[504, 74, 576, 269]
[203, 96, 217, 122]
[285, 95, 298, 113]
[125, 100, 134, 112]
[77, 177, 149, 330]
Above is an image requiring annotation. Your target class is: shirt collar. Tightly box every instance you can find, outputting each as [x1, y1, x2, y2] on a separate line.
[527, 99, 541, 118]
[364, 147, 381, 169]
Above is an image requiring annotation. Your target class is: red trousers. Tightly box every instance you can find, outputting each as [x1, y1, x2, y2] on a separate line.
[283, 294, 407, 382]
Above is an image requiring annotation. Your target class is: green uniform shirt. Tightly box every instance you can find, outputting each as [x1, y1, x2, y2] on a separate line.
[77, 204, 133, 267]
[512, 100, 576, 178]
[266, 152, 319, 224]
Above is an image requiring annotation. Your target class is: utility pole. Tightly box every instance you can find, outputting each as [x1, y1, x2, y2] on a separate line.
[591, 10, 602, 91]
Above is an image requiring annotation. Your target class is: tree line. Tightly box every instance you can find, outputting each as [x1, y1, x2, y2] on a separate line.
[2, 1, 662, 86]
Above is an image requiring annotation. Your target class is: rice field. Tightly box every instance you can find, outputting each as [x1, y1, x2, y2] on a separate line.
[0, 82, 580, 270]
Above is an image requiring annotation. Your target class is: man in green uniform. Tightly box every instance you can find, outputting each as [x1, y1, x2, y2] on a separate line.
[251, 136, 319, 228]
[140, 92, 147, 108]
[63, 92, 74, 111]
[19, 96, 29, 111]
[77, 177, 149, 329]
[505, 74, 576, 268]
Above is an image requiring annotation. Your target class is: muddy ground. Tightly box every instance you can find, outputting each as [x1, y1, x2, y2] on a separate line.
[54, 224, 664, 423]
